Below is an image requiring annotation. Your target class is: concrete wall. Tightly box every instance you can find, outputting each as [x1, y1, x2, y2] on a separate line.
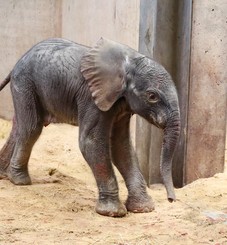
[0, 0, 62, 119]
[62, 0, 139, 48]
[185, 0, 227, 183]
[0, 0, 140, 119]
[136, 0, 226, 186]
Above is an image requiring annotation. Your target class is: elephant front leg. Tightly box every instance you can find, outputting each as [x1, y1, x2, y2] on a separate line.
[79, 120, 127, 217]
[92, 163, 126, 217]
[111, 114, 155, 213]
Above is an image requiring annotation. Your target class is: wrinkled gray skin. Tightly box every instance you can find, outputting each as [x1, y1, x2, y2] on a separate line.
[0, 38, 180, 217]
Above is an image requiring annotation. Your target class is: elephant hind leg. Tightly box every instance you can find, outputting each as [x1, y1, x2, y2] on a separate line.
[7, 83, 44, 185]
[7, 124, 43, 185]
[0, 118, 17, 178]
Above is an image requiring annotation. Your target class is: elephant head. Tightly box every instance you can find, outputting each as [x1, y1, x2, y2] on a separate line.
[81, 38, 181, 202]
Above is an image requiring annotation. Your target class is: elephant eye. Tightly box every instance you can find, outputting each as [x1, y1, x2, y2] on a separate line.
[147, 91, 159, 103]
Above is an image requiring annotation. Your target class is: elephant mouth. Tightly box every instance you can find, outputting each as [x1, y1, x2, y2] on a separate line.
[150, 113, 166, 129]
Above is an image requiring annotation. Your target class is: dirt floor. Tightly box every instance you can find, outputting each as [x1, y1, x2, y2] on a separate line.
[0, 119, 226, 245]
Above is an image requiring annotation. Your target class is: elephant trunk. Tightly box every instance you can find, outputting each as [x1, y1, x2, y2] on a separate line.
[160, 110, 180, 202]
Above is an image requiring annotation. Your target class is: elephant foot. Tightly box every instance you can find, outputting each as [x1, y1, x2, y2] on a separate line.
[96, 199, 127, 217]
[126, 195, 155, 213]
[7, 166, 32, 185]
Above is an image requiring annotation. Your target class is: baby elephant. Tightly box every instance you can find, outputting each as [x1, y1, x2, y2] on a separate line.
[0, 38, 180, 217]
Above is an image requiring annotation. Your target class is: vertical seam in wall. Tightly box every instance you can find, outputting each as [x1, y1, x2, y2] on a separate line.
[173, 0, 183, 187]
[184, 0, 193, 185]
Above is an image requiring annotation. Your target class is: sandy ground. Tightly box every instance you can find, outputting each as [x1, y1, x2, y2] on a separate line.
[0, 119, 226, 245]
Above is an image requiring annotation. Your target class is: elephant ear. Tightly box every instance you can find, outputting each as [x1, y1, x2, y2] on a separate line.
[81, 38, 129, 111]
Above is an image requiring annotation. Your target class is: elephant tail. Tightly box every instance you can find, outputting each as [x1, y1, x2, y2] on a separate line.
[0, 73, 11, 91]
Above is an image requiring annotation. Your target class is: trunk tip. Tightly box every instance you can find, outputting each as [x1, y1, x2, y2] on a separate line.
[167, 191, 176, 202]
[168, 197, 176, 203]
